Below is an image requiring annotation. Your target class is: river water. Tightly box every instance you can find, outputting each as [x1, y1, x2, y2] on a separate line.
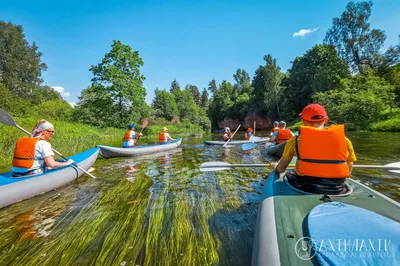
[0, 132, 399, 265]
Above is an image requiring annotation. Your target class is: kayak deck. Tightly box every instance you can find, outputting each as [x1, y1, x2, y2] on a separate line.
[252, 171, 400, 266]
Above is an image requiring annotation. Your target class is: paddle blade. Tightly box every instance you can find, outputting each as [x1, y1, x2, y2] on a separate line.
[142, 119, 149, 129]
[0, 108, 17, 127]
[386, 162, 400, 174]
[200, 162, 232, 172]
[241, 143, 257, 151]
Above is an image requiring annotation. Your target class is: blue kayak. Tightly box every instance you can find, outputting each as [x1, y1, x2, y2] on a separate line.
[0, 148, 100, 209]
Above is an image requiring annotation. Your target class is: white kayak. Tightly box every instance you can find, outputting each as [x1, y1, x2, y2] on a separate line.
[204, 136, 269, 146]
[0, 148, 100, 209]
[98, 138, 182, 158]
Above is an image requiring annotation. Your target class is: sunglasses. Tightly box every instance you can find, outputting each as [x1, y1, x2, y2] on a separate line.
[46, 130, 55, 134]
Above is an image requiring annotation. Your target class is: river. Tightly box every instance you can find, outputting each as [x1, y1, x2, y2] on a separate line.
[0, 132, 399, 265]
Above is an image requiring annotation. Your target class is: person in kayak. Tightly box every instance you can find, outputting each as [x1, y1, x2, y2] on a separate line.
[223, 127, 232, 142]
[159, 127, 175, 143]
[270, 121, 279, 136]
[122, 123, 143, 148]
[271, 104, 357, 194]
[269, 121, 294, 144]
[11, 120, 74, 177]
[245, 128, 254, 140]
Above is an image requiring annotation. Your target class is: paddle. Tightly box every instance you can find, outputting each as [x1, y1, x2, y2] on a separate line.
[0, 108, 96, 179]
[135, 119, 149, 142]
[223, 124, 241, 147]
[241, 142, 257, 151]
[200, 162, 296, 172]
[200, 161, 400, 173]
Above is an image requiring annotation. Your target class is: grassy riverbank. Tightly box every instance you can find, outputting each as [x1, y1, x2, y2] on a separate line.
[0, 118, 205, 167]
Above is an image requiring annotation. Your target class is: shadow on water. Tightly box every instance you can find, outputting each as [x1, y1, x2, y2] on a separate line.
[0, 131, 399, 265]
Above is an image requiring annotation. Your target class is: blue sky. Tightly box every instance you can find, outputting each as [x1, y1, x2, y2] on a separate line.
[1, 0, 399, 105]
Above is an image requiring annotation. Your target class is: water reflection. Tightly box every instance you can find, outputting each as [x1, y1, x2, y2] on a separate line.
[0, 132, 399, 265]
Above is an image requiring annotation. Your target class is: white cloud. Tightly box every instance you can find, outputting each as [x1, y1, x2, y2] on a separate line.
[51, 86, 71, 98]
[293, 28, 319, 37]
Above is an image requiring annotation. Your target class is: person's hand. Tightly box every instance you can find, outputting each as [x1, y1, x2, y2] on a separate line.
[270, 162, 278, 170]
[66, 159, 74, 165]
[138, 133, 143, 137]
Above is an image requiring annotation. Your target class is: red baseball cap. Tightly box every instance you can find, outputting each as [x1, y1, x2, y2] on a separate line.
[300, 104, 327, 122]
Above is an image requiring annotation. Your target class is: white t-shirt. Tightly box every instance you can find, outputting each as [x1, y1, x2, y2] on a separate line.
[164, 132, 171, 142]
[31, 140, 54, 170]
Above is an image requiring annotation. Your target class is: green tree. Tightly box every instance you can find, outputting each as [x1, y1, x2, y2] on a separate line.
[185, 84, 201, 105]
[252, 54, 282, 117]
[313, 73, 395, 129]
[74, 84, 120, 127]
[170, 79, 181, 95]
[152, 89, 179, 121]
[37, 99, 73, 122]
[233, 69, 252, 94]
[281, 45, 350, 119]
[207, 79, 218, 95]
[0, 21, 47, 92]
[324, 1, 388, 73]
[208, 80, 234, 128]
[200, 88, 209, 108]
[76, 40, 149, 127]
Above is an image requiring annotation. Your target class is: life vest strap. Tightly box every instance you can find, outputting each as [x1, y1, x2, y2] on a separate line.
[299, 159, 346, 164]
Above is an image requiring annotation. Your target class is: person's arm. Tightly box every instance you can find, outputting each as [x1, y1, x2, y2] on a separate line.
[270, 131, 278, 142]
[44, 156, 74, 168]
[345, 137, 356, 174]
[271, 157, 291, 173]
[166, 133, 174, 141]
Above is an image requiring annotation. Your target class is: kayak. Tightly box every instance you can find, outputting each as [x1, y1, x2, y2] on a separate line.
[98, 138, 182, 158]
[204, 136, 269, 146]
[265, 141, 286, 158]
[252, 168, 400, 266]
[0, 148, 100, 209]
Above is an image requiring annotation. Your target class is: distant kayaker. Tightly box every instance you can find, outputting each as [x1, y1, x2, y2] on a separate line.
[270, 121, 294, 144]
[223, 127, 232, 142]
[11, 120, 74, 177]
[271, 104, 357, 195]
[270, 121, 279, 136]
[159, 127, 175, 143]
[245, 128, 254, 140]
[123, 123, 142, 148]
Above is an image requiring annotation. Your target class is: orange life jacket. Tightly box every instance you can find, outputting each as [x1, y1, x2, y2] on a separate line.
[123, 130, 133, 141]
[12, 137, 40, 169]
[159, 132, 166, 143]
[271, 127, 279, 135]
[223, 132, 232, 141]
[296, 125, 350, 178]
[276, 129, 292, 144]
[244, 132, 252, 140]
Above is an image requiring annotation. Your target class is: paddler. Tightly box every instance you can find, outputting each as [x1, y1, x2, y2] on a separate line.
[269, 121, 294, 144]
[11, 120, 74, 177]
[270, 104, 357, 195]
[245, 128, 254, 140]
[223, 127, 232, 142]
[270, 121, 279, 136]
[122, 123, 143, 148]
[159, 127, 175, 143]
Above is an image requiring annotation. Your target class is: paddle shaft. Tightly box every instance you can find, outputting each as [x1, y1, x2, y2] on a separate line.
[135, 120, 149, 141]
[15, 125, 96, 179]
[223, 124, 241, 147]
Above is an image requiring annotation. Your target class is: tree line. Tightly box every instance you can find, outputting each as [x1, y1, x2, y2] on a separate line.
[1, 1, 399, 132]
